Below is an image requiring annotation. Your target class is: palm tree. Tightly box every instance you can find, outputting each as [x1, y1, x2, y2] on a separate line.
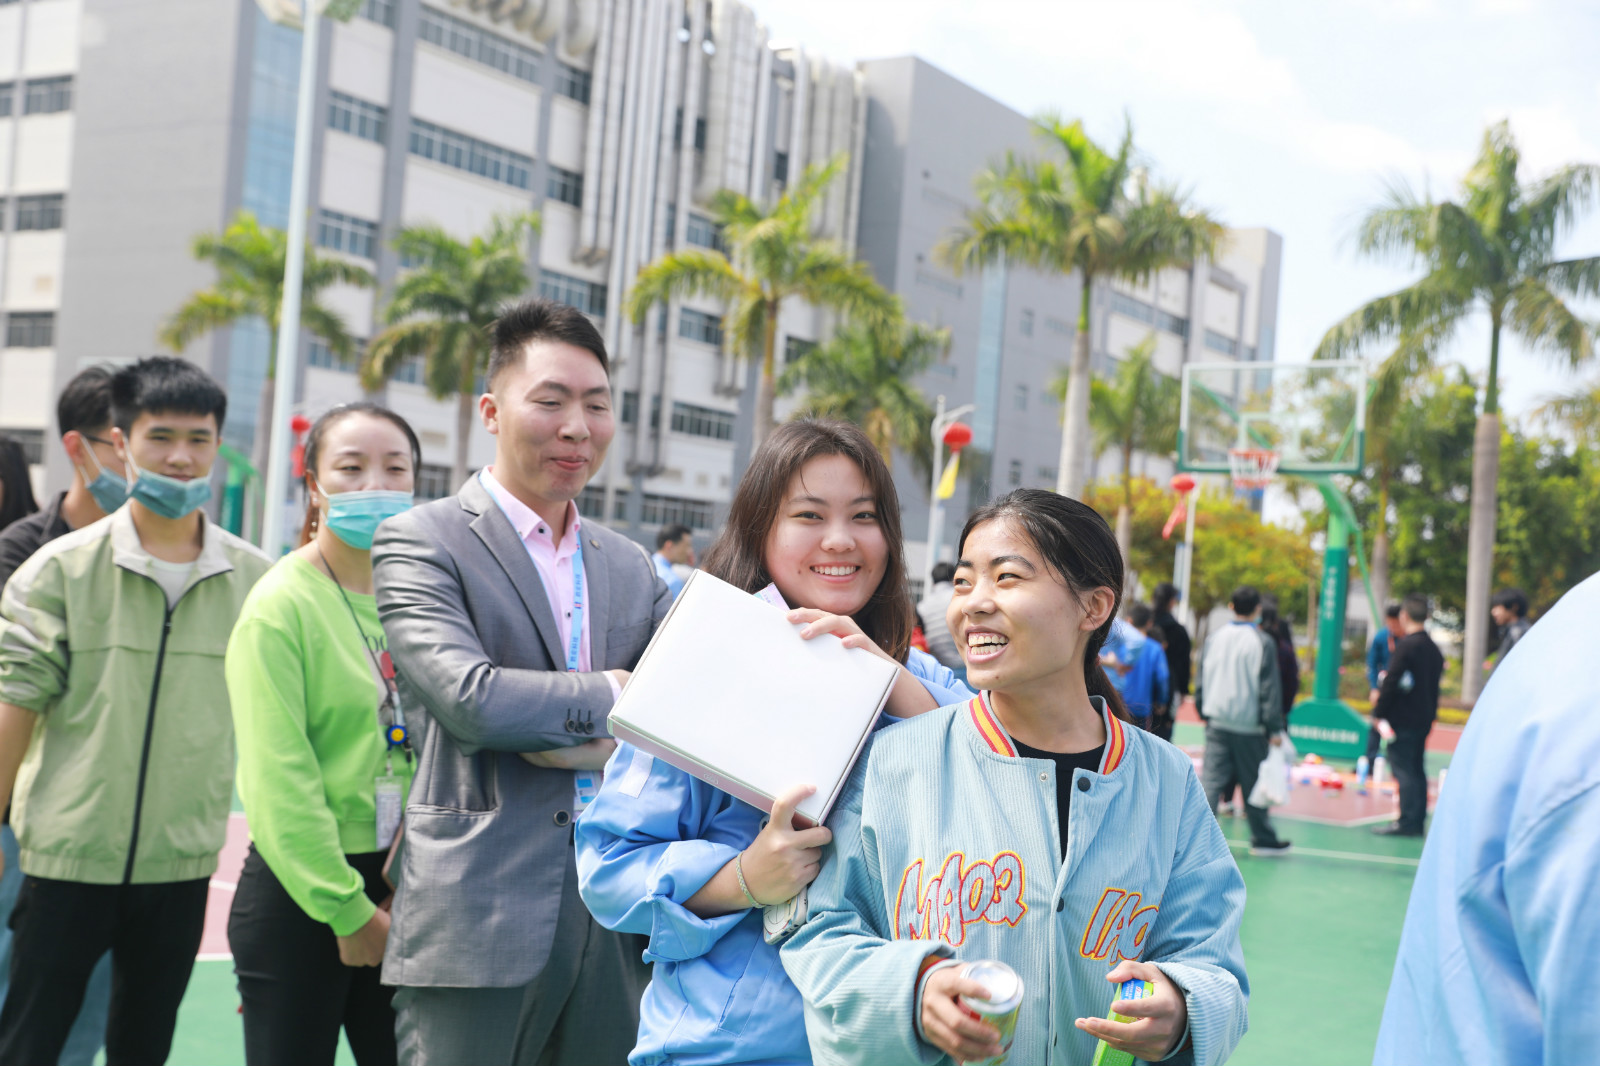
[940, 115, 1222, 499]
[161, 210, 373, 478]
[361, 212, 540, 490]
[1058, 334, 1179, 561]
[627, 156, 896, 448]
[1314, 121, 1600, 701]
[1534, 377, 1600, 444]
[778, 315, 947, 476]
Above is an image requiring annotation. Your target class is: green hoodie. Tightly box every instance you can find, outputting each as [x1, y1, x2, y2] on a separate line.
[226, 555, 413, 936]
[0, 507, 272, 883]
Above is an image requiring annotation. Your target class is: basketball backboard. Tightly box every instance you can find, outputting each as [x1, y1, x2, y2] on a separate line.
[1177, 360, 1368, 476]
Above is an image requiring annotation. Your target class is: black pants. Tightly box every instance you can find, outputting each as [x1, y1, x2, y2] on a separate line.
[1387, 725, 1431, 833]
[1365, 724, 1383, 765]
[0, 875, 207, 1066]
[229, 845, 396, 1066]
[1150, 703, 1176, 743]
[1200, 729, 1283, 848]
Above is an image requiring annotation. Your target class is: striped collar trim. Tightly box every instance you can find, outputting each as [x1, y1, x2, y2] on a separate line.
[967, 692, 1130, 776]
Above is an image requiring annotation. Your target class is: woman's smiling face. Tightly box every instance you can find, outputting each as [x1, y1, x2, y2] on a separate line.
[763, 453, 888, 616]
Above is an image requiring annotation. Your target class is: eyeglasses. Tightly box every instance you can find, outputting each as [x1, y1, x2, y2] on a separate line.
[82, 434, 115, 448]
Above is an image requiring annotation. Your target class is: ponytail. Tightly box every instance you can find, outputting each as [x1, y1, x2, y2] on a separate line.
[1084, 644, 1132, 723]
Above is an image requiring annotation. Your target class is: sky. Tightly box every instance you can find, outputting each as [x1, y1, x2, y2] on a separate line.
[745, 0, 1600, 423]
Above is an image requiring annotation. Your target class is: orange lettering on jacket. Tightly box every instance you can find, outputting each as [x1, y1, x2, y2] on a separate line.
[1079, 887, 1159, 963]
[894, 851, 1027, 946]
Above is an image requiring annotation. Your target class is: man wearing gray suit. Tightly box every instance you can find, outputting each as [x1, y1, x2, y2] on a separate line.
[373, 298, 670, 1065]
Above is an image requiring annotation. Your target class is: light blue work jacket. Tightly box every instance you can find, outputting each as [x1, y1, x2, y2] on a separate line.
[781, 694, 1249, 1066]
[576, 650, 972, 1066]
[1374, 571, 1600, 1066]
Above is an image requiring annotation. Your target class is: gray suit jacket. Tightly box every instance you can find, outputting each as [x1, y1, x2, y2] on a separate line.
[372, 475, 670, 988]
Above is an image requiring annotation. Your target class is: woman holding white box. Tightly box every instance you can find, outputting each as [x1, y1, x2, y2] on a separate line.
[576, 421, 971, 1066]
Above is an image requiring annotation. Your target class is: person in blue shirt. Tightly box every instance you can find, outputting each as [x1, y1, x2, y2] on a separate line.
[1120, 603, 1171, 727]
[1374, 570, 1600, 1065]
[576, 421, 972, 1066]
[1364, 604, 1402, 767]
[652, 523, 694, 599]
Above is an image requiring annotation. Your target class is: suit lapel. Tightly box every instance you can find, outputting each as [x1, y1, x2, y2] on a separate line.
[583, 531, 609, 669]
[461, 480, 566, 668]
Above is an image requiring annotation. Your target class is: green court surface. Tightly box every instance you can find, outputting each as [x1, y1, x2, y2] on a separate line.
[161, 732, 1437, 1066]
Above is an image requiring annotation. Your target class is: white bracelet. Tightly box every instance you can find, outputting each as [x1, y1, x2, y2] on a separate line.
[735, 852, 763, 908]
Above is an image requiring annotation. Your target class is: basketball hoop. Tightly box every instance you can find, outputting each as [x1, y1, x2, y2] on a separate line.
[1228, 448, 1280, 491]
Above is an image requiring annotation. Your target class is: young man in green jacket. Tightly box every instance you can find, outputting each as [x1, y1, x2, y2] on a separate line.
[0, 357, 272, 1065]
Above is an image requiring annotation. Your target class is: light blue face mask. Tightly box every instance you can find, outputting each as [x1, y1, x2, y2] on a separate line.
[77, 442, 129, 513]
[323, 489, 414, 551]
[128, 459, 212, 520]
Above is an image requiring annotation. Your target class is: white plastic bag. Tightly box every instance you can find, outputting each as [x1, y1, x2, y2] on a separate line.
[1248, 742, 1291, 808]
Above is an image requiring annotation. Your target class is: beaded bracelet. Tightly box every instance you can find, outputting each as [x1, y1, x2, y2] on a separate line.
[735, 852, 763, 909]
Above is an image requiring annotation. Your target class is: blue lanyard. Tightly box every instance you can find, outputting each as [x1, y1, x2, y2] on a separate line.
[566, 536, 585, 673]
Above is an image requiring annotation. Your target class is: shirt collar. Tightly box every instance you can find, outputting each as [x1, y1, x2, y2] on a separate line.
[967, 691, 1130, 776]
[478, 468, 582, 553]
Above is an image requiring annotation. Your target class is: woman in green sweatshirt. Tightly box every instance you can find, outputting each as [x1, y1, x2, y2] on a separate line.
[225, 403, 421, 1066]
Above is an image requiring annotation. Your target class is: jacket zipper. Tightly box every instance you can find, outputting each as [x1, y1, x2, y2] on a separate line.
[123, 607, 174, 884]
[121, 568, 227, 884]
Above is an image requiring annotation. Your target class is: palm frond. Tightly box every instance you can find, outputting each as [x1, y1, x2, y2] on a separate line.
[1506, 277, 1595, 368]
[160, 290, 254, 352]
[626, 251, 744, 322]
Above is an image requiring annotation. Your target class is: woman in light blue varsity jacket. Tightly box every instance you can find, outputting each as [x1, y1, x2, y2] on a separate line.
[781, 489, 1249, 1066]
[576, 421, 972, 1066]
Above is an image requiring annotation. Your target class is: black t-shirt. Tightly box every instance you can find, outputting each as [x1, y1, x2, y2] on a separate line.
[1013, 738, 1106, 858]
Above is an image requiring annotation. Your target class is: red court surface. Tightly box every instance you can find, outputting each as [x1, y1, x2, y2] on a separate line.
[200, 814, 250, 960]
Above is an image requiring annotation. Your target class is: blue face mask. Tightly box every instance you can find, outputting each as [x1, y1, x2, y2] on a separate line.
[128, 459, 212, 520]
[77, 445, 129, 513]
[323, 489, 414, 551]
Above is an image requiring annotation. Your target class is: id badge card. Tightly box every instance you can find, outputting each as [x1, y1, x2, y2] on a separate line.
[375, 774, 403, 851]
[573, 772, 601, 815]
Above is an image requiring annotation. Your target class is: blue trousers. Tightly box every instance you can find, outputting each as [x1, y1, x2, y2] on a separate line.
[0, 826, 111, 1066]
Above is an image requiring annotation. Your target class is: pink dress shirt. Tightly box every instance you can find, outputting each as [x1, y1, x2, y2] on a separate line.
[479, 468, 593, 673]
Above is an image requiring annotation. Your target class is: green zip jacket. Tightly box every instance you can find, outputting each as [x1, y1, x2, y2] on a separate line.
[0, 507, 271, 884]
[226, 555, 413, 936]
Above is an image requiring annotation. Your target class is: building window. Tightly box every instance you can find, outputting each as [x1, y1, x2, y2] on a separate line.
[356, 0, 397, 28]
[1109, 290, 1155, 326]
[1037, 465, 1057, 484]
[1008, 459, 1022, 487]
[1014, 384, 1029, 411]
[546, 165, 583, 207]
[0, 198, 7, 231]
[678, 308, 723, 346]
[1204, 329, 1239, 356]
[1045, 316, 1072, 336]
[5, 312, 54, 348]
[1019, 308, 1034, 336]
[670, 401, 735, 441]
[538, 269, 607, 317]
[14, 194, 64, 231]
[684, 213, 724, 253]
[0, 83, 12, 118]
[418, 6, 540, 84]
[391, 355, 425, 385]
[784, 336, 816, 365]
[409, 118, 532, 190]
[0, 428, 43, 465]
[555, 62, 592, 104]
[416, 463, 455, 500]
[23, 76, 72, 115]
[1156, 310, 1189, 338]
[316, 209, 379, 260]
[307, 338, 361, 373]
[693, 117, 707, 151]
[773, 150, 789, 184]
[639, 492, 714, 530]
[620, 391, 661, 429]
[328, 90, 387, 144]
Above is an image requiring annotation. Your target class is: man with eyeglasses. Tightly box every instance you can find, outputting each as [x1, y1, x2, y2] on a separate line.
[0, 365, 128, 1066]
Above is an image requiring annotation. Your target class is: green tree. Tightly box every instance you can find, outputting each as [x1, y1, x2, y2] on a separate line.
[1534, 377, 1600, 445]
[777, 315, 946, 477]
[361, 212, 540, 491]
[940, 116, 1222, 498]
[1059, 334, 1178, 562]
[627, 157, 895, 448]
[161, 209, 373, 478]
[1314, 121, 1600, 700]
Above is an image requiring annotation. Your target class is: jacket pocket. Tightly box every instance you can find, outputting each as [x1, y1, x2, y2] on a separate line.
[714, 935, 776, 1037]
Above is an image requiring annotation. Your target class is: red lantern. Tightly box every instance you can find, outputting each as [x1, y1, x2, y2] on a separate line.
[941, 422, 973, 453]
[1162, 474, 1196, 540]
[1170, 473, 1196, 495]
[290, 414, 314, 478]
[290, 414, 313, 435]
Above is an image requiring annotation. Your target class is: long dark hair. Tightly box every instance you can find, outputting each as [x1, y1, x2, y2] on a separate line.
[701, 420, 914, 662]
[297, 403, 423, 548]
[0, 436, 39, 533]
[957, 488, 1130, 721]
